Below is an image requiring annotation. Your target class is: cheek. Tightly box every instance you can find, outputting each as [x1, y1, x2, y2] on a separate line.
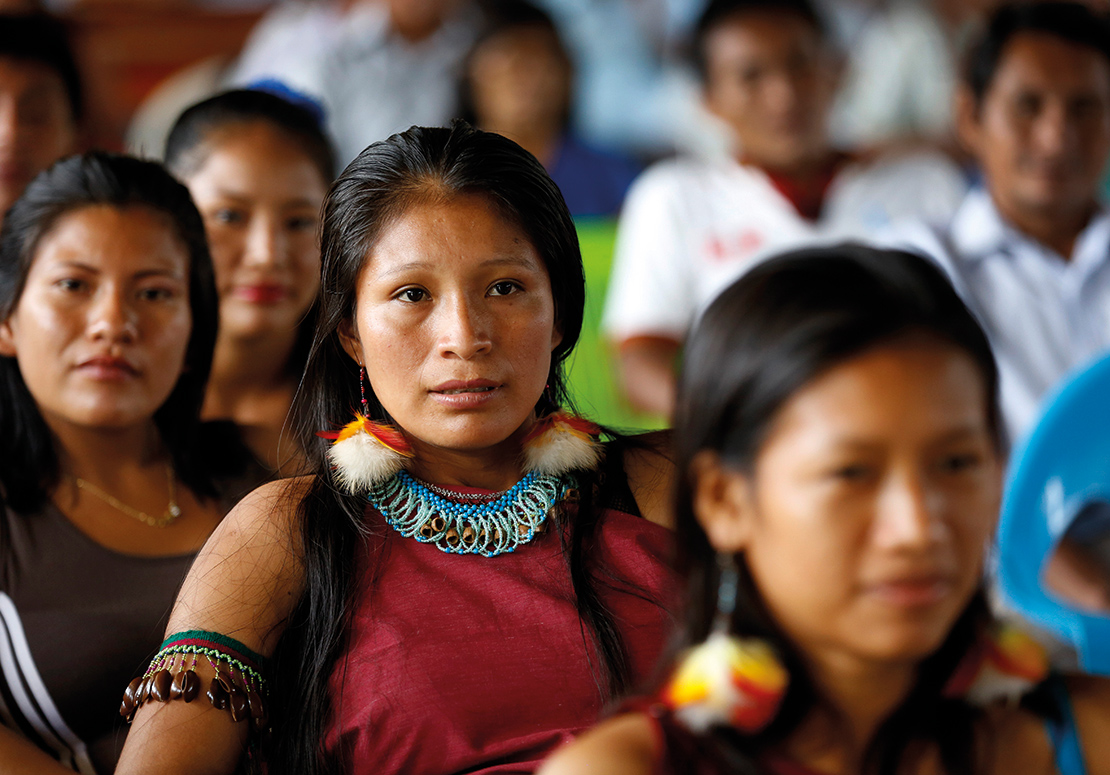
[205, 231, 241, 284]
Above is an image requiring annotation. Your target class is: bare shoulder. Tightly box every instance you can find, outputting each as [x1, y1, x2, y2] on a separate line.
[168, 475, 313, 655]
[619, 429, 676, 529]
[538, 713, 659, 775]
[1064, 674, 1110, 775]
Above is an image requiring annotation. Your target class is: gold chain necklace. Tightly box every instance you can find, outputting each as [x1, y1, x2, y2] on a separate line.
[72, 465, 182, 528]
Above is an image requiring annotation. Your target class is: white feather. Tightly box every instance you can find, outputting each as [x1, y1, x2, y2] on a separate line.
[328, 430, 408, 493]
[524, 422, 602, 476]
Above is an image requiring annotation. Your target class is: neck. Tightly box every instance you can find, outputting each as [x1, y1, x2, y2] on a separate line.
[486, 125, 560, 168]
[52, 421, 165, 486]
[992, 192, 1097, 261]
[204, 330, 298, 419]
[786, 651, 918, 773]
[407, 429, 530, 492]
[741, 149, 838, 181]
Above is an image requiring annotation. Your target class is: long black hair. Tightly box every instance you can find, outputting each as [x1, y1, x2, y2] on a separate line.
[671, 244, 1001, 775]
[263, 121, 629, 774]
[0, 151, 219, 512]
[164, 87, 337, 382]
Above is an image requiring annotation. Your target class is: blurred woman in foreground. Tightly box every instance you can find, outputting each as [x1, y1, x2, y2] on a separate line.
[542, 245, 1110, 775]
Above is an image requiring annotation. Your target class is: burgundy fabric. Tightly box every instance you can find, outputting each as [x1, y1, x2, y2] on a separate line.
[323, 502, 677, 774]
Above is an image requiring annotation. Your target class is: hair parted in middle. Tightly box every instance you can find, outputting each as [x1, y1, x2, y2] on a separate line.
[670, 243, 1001, 775]
[267, 122, 618, 775]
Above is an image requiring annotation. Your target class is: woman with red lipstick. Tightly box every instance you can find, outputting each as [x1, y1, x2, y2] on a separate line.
[116, 122, 677, 775]
[541, 246, 1110, 775]
[165, 87, 334, 477]
[0, 152, 239, 774]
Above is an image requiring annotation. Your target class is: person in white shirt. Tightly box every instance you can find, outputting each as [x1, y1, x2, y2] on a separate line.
[894, 1, 1110, 448]
[602, 0, 967, 417]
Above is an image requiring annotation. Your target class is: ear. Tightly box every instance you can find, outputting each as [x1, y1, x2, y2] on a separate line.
[550, 320, 563, 352]
[690, 450, 756, 553]
[337, 318, 363, 366]
[954, 84, 983, 159]
[0, 319, 16, 357]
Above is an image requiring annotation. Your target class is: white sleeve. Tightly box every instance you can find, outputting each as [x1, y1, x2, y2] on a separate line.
[601, 167, 698, 343]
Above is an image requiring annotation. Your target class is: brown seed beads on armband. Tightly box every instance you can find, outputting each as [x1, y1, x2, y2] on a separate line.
[121, 630, 269, 730]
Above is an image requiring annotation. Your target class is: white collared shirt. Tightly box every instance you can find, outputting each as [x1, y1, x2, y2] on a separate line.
[891, 187, 1110, 446]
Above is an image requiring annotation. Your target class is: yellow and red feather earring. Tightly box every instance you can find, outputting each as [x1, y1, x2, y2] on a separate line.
[317, 366, 414, 494]
[660, 555, 789, 733]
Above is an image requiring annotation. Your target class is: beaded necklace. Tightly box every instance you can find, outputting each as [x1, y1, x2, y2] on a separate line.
[368, 469, 573, 557]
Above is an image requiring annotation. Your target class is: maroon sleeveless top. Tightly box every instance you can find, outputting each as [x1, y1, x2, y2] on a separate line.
[323, 487, 677, 774]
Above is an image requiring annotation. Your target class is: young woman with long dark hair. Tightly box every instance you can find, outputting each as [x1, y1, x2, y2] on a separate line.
[542, 245, 1110, 775]
[164, 88, 335, 476]
[0, 152, 228, 774]
[116, 122, 677, 775]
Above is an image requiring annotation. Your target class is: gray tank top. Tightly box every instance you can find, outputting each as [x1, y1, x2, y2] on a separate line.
[0, 501, 197, 774]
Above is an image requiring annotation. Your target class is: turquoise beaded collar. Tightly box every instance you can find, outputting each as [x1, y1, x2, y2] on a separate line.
[367, 469, 574, 557]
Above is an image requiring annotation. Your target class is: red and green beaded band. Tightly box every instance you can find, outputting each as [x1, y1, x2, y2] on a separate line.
[157, 630, 266, 675]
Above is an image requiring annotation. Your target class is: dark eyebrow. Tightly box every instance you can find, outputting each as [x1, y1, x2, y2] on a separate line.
[374, 254, 542, 281]
[48, 260, 185, 280]
[209, 189, 320, 209]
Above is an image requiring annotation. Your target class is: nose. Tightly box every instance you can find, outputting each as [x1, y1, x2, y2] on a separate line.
[88, 288, 138, 343]
[0, 103, 16, 148]
[873, 471, 946, 551]
[437, 294, 492, 360]
[243, 214, 285, 268]
[1031, 101, 1073, 157]
[763, 70, 802, 117]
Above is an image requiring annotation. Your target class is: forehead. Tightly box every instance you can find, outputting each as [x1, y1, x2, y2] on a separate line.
[33, 204, 189, 272]
[989, 31, 1110, 97]
[0, 56, 68, 101]
[190, 122, 326, 185]
[363, 193, 543, 275]
[704, 10, 822, 67]
[763, 340, 991, 449]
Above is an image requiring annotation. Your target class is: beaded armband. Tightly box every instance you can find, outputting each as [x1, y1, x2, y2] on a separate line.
[120, 630, 269, 730]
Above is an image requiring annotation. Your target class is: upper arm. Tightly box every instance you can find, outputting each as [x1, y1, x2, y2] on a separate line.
[1064, 674, 1110, 775]
[0, 725, 83, 775]
[537, 713, 658, 775]
[168, 476, 308, 652]
[614, 337, 681, 418]
[622, 431, 676, 530]
[115, 477, 310, 775]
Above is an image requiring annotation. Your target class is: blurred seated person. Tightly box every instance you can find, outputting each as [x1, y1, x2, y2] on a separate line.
[602, 0, 968, 418]
[229, 0, 484, 165]
[0, 12, 79, 223]
[892, 1, 1110, 447]
[460, 1, 641, 218]
[165, 88, 334, 476]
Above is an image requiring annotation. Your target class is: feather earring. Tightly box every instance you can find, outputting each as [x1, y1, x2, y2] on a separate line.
[317, 367, 414, 494]
[660, 555, 789, 733]
[521, 411, 603, 476]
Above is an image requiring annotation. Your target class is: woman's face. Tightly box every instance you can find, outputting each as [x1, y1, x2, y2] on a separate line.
[184, 121, 326, 346]
[0, 204, 192, 433]
[340, 193, 562, 454]
[697, 339, 1001, 666]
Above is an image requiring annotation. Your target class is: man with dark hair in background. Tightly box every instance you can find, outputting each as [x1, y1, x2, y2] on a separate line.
[0, 12, 80, 221]
[602, 0, 968, 417]
[896, 0, 1110, 446]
